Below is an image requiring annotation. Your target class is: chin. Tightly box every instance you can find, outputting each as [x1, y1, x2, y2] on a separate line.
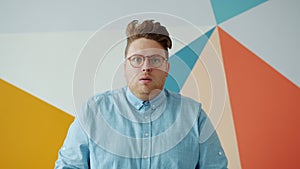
[140, 86, 152, 94]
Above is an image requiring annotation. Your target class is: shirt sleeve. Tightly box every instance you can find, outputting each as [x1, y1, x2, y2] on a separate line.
[197, 108, 228, 169]
[55, 118, 90, 169]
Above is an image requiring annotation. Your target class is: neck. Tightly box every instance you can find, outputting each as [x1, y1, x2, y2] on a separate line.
[132, 89, 162, 101]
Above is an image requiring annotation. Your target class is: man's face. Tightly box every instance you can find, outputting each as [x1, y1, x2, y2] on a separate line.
[124, 38, 170, 101]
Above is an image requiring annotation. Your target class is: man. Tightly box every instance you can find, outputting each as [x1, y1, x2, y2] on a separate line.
[55, 20, 228, 169]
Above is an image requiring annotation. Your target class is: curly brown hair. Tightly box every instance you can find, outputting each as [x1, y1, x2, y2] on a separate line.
[125, 20, 172, 58]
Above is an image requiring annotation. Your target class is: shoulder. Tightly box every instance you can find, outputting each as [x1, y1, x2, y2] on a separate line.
[165, 89, 202, 107]
[88, 87, 125, 104]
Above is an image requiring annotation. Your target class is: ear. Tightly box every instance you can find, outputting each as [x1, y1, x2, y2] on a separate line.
[124, 61, 126, 68]
[124, 60, 127, 74]
[165, 62, 170, 77]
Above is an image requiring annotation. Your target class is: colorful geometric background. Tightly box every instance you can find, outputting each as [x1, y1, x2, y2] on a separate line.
[1, 0, 299, 169]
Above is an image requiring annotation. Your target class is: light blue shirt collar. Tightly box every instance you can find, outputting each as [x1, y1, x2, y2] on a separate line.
[125, 87, 167, 111]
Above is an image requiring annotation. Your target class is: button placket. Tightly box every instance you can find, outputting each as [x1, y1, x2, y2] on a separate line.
[141, 115, 152, 169]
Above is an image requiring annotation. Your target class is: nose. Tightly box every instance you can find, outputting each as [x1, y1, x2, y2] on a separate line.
[141, 58, 152, 72]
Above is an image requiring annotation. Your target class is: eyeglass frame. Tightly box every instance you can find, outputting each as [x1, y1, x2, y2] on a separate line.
[125, 54, 168, 68]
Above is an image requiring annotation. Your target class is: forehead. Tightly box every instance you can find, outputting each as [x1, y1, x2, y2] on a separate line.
[126, 38, 166, 57]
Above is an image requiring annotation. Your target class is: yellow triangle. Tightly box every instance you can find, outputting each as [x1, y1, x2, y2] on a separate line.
[0, 79, 73, 168]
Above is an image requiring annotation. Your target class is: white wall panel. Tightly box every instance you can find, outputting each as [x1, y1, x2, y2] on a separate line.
[0, 32, 92, 114]
[0, 0, 216, 33]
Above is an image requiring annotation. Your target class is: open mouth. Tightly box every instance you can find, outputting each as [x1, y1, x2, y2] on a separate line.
[139, 76, 152, 83]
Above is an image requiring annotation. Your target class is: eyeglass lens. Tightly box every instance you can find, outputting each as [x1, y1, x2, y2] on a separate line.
[128, 55, 166, 68]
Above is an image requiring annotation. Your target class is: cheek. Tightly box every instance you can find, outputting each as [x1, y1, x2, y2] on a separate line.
[152, 70, 168, 81]
[125, 67, 139, 82]
[157, 65, 169, 77]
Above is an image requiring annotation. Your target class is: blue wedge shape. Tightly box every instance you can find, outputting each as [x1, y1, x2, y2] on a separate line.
[165, 28, 215, 92]
[211, 0, 268, 24]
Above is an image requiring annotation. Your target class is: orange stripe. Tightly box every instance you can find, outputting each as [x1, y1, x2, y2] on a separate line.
[218, 27, 300, 169]
[0, 79, 74, 169]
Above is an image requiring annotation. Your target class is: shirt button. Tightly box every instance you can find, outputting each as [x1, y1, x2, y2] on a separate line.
[144, 116, 149, 120]
[218, 151, 223, 156]
[151, 105, 156, 110]
[144, 133, 149, 137]
[143, 155, 148, 158]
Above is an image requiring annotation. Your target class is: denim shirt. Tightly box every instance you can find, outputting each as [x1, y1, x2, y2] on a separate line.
[55, 87, 228, 169]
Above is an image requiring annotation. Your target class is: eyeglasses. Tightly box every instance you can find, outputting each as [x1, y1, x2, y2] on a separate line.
[126, 54, 168, 68]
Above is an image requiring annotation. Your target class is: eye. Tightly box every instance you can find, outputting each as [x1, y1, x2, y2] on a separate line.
[130, 55, 143, 64]
[152, 58, 161, 63]
[150, 55, 163, 65]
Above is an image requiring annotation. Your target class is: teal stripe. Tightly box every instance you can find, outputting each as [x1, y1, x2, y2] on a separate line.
[211, 0, 268, 24]
[165, 28, 215, 92]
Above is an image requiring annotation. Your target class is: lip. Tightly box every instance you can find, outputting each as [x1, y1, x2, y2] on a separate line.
[139, 76, 152, 83]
